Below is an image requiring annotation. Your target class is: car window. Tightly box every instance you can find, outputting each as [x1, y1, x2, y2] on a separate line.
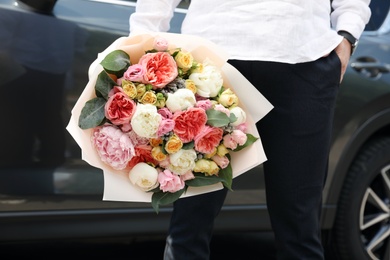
[365, 0, 390, 31]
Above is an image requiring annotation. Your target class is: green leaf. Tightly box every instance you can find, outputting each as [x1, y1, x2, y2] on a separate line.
[100, 50, 130, 77]
[182, 141, 194, 150]
[185, 173, 225, 187]
[151, 188, 186, 214]
[78, 97, 106, 129]
[218, 161, 233, 190]
[229, 113, 237, 124]
[206, 109, 230, 127]
[95, 71, 116, 99]
[233, 133, 259, 152]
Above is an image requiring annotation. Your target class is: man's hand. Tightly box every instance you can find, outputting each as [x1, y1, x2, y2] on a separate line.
[334, 38, 352, 83]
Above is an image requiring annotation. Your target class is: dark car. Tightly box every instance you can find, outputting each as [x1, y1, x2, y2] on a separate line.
[0, 1, 389, 259]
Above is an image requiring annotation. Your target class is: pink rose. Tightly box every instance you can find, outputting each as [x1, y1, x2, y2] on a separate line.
[235, 123, 248, 133]
[181, 171, 195, 181]
[158, 107, 173, 119]
[158, 169, 185, 193]
[173, 107, 207, 143]
[195, 99, 213, 110]
[223, 129, 247, 150]
[139, 52, 178, 89]
[92, 125, 135, 170]
[123, 64, 145, 82]
[105, 86, 136, 125]
[211, 155, 230, 169]
[194, 126, 224, 154]
[157, 118, 175, 137]
[153, 37, 169, 52]
[214, 104, 230, 116]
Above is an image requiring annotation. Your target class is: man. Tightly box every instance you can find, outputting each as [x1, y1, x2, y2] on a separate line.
[129, 1, 371, 259]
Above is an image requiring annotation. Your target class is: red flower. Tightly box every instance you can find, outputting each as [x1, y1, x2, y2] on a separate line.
[173, 107, 207, 143]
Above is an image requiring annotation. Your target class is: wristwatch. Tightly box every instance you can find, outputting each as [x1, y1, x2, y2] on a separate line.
[338, 30, 359, 55]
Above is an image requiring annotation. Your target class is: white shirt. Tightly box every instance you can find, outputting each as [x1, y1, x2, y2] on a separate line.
[130, 0, 371, 64]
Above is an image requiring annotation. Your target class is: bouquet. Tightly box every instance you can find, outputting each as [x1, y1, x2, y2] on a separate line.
[67, 33, 273, 213]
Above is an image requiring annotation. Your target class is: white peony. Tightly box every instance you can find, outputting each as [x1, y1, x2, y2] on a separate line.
[189, 61, 223, 98]
[131, 104, 162, 138]
[129, 162, 159, 191]
[165, 88, 196, 113]
[168, 149, 197, 175]
[230, 106, 247, 126]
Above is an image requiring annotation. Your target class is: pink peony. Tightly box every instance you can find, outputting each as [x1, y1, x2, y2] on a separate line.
[92, 125, 135, 170]
[173, 107, 207, 143]
[158, 169, 185, 193]
[105, 86, 136, 125]
[194, 126, 224, 154]
[139, 52, 178, 89]
[123, 64, 145, 82]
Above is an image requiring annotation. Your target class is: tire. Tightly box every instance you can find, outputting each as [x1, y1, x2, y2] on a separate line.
[332, 137, 390, 260]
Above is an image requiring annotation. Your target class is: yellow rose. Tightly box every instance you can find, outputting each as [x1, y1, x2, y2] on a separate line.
[149, 138, 163, 147]
[140, 90, 157, 105]
[191, 62, 203, 73]
[216, 144, 229, 156]
[204, 147, 217, 159]
[122, 80, 137, 99]
[185, 79, 197, 94]
[175, 51, 193, 70]
[193, 159, 220, 176]
[218, 88, 239, 108]
[136, 83, 147, 99]
[165, 134, 183, 154]
[151, 146, 167, 161]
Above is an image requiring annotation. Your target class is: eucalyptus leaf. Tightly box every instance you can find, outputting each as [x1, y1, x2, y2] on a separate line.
[95, 71, 116, 99]
[233, 133, 259, 152]
[151, 188, 186, 214]
[100, 50, 130, 77]
[78, 97, 106, 129]
[206, 109, 230, 127]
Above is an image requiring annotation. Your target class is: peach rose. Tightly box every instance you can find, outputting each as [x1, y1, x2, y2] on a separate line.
[128, 144, 159, 170]
[173, 107, 207, 143]
[139, 52, 178, 89]
[105, 86, 136, 125]
[194, 126, 224, 154]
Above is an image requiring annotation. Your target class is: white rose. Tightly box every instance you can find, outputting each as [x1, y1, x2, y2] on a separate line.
[189, 62, 223, 98]
[129, 162, 159, 191]
[230, 106, 247, 126]
[165, 88, 196, 113]
[168, 149, 197, 175]
[131, 104, 162, 138]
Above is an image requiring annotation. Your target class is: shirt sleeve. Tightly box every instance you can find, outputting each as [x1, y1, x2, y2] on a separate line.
[129, 0, 182, 35]
[331, 0, 372, 39]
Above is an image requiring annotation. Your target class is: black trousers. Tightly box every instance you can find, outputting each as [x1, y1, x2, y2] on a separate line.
[164, 51, 341, 260]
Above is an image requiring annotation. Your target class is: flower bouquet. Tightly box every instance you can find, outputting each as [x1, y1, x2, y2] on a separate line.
[66, 32, 273, 213]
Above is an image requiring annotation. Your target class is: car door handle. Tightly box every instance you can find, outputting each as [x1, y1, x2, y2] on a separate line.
[350, 61, 390, 78]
